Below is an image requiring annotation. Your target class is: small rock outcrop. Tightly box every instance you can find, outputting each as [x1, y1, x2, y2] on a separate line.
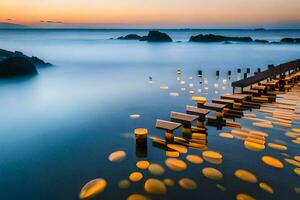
[0, 49, 51, 66]
[189, 34, 253, 42]
[0, 56, 38, 78]
[254, 39, 269, 43]
[143, 31, 172, 42]
[117, 34, 142, 40]
[280, 38, 300, 43]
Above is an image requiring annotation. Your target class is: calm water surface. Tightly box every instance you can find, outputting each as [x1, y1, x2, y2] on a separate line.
[0, 29, 299, 200]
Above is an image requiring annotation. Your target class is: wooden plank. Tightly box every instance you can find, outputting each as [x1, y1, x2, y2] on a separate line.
[252, 85, 266, 90]
[186, 105, 210, 115]
[156, 119, 181, 131]
[221, 94, 249, 101]
[198, 102, 227, 111]
[170, 112, 198, 123]
[212, 98, 234, 105]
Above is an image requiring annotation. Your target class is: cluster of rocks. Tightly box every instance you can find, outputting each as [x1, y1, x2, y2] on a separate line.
[117, 31, 300, 44]
[0, 49, 51, 78]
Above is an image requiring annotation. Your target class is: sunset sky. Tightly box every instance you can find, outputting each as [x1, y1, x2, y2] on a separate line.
[1, 0, 300, 28]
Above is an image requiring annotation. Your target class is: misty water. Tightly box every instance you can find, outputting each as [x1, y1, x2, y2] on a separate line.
[0, 29, 299, 200]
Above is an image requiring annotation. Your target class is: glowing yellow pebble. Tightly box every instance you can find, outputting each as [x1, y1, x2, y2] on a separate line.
[202, 150, 223, 159]
[253, 122, 273, 129]
[144, 178, 167, 195]
[202, 167, 223, 180]
[234, 169, 258, 183]
[167, 144, 188, 154]
[267, 143, 287, 151]
[160, 85, 169, 90]
[119, 179, 130, 189]
[165, 158, 187, 172]
[216, 184, 226, 191]
[284, 159, 300, 167]
[108, 150, 126, 162]
[130, 114, 140, 119]
[129, 172, 143, 182]
[79, 178, 107, 199]
[244, 141, 265, 151]
[148, 164, 165, 176]
[192, 96, 206, 103]
[259, 182, 274, 194]
[261, 156, 284, 168]
[178, 178, 197, 190]
[127, 194, 148, 200]
[163, 178, 175, 186]
[166, 151, 180, 158]
[293, 168, 300, 176]
[186, 155, 203, 164]
[295, 156, 300, 162]
[136, 161, 150, 169]
[170, 92, 179, 97]
[219, 132, 234, 139]
[236, 193, 256, 200]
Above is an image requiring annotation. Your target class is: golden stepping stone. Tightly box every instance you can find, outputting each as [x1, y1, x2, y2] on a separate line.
[144, 178, 167, 195]
[249, 130, 268, 137]
[186, 154, 203, 164]
[292, 139, 300, 144]
[129, 172, 143, 182]
[166, 151, 180, 158]
[127, 194, 148, 200]
[234, 169, 258, 183]
[293, 168, 300, 176]
[295, 156, 300, 162]
[244, 141, 265, 151]
[291, 128, 300, 133]
[178, 178, 197, 190]
[108, 150, 126, 162]
[119, 179, 130, 189]
[202, 150, 223, 159]
[267, 143, 287, 151]
[284, 159, 300, 167]
[261, 156, 284, 168]
[148, 163, 165, 176]
[216, 184, 226, 191]
[165, 158, 187, 171]
[285, 132, 300, 138]
[79, 178, 107, 199]
[136, 161, 150, 169]
[203, 157, 222, 164]
[253, 122, 273, 129]
[219, 132, 234, 139]
[202, 167, 223, 180]
[259, 182, 274, 194]
[163, 178, 175, 187]
[167, 144, 188, 154]
[236, 193, 256, 200]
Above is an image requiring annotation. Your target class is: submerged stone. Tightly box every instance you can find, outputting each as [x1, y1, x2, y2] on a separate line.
[136, 160, 150, 169]
[259, 182, 274, 194]
[108, 150, 126, 162]
[202, 167, 223, 180]
[267, 143, 287, 150]
[119, 179, 130, 189]
[284, 159, 300, 167]
[79, 178, 107, 199]
[178, 178, 197, 190]
[202, 151, 223, 159]
[148, 163, 165, 175]
[165, 158, 187, 171]
[236, 193, 256, 200]
[163, 178, 175, 187]
[261, 156, 284, 168]
[234, 169, 258, 183]
[144, 179, 167, 195]
[167, 144, 188, 154]
[129, 172, 143, 182]
[127, 194, 148, 200]
[186, 154, 203, 164]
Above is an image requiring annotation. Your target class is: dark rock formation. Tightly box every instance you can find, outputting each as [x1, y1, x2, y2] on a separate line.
[144, 31, 172, 42]
[0, 56, 38, 78]
[254, 39, 269, 43]
[189, 34, 253, 42]
[117, 31, 173, 42]
[0, 49, 51, 66]
[117, 34, 142, 40]
[280, 38, 300, 43]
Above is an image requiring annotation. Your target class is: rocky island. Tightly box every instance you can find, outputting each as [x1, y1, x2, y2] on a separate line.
[117, 30, 172, 42]
[189, 34, 253, 42]
[0, 49, 51, 78]
[280, 38, 300, 43]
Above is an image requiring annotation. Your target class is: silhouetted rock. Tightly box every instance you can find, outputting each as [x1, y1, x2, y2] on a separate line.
[144, 31, 172, 42]
[117, 34, 142, 40]
[0, 48, 51, 66]
[254, 28, 265, 31]
[189, 34, 253, 42]
[254, 39, 269, 43]
[0, 56, 38, 78]
[280, 38, 300, 43]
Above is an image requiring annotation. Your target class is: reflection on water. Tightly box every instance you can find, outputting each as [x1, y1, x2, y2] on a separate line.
[0, 30, 300, 200]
